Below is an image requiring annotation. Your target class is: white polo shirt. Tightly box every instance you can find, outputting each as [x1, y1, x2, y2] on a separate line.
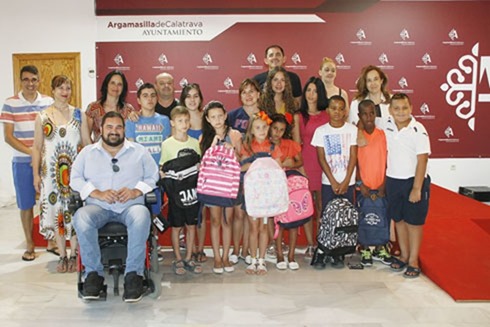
[382, 115, 431, 179]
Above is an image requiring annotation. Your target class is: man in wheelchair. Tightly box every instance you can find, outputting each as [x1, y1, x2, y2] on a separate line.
[70, 111, 159, 302]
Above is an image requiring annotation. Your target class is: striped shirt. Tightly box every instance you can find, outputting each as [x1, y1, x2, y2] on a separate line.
[0, 92, 53, 162]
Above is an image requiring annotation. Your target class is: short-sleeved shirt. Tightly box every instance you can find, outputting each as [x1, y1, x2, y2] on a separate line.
[357, 128, 387, 190]
[240, 139, 282, 160]
[85, 101, 136, 142]
[227, 107, 252, 135]
[276, 139, 301, 166]
[349, 96, 390, 127]
[0, 91, 53, 162]
[155, 99, 179, 118]
[253, 70, 302, 98]
[159, 136, 201, 166]
[125, 113, 171, 164]
[382, 116, 431, 179]
[311, 122, 358, 186]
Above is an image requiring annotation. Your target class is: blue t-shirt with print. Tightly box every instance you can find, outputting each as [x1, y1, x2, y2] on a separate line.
[125, 113, 171, 164]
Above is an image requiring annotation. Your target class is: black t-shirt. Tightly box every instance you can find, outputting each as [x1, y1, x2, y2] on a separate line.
[155, 99, 179, 117]
[253, 70, 302, 98]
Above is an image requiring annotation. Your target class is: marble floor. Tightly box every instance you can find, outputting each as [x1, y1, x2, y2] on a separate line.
[0, 204, 489, 327]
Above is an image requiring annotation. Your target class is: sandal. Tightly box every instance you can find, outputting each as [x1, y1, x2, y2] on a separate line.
[184, 260, 203, 274]
[403, 266, 421, 279]
[172, 260, 186, 275]
[57, 256, 68, 273]
[390, 257, 407, 272]
[246, 258, 257, 275]
[388, 240, 401, 257]
[68, 256, 77, 273]
[196, 251, 207, 263]
[22, 250, 35, 261]
[257, 258, 267, 275]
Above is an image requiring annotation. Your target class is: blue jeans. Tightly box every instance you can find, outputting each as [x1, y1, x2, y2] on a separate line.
[73, 204, 151, 278]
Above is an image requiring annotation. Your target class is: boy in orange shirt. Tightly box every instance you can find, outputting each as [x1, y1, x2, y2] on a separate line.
[356, 100, 392, 266]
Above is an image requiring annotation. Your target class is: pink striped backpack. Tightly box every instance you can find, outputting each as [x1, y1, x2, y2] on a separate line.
[273, 170, 313, 238]
[244, 157, 289, 217]
[197, 144, 241, 207]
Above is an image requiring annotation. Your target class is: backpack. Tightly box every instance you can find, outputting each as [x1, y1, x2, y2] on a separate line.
[244, 157, 289, 217]
[197, 144, 241, 207]
[273, 170, 313, 238]
[316, 197, 359, 256]
[160, 149, 200, 209]
[357, 192, 389, 246]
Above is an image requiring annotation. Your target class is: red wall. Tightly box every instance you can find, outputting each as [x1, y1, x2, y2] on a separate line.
[96, 1, 490, 158]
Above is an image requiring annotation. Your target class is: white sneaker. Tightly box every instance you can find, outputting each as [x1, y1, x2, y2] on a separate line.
[266, 245, 277, 259]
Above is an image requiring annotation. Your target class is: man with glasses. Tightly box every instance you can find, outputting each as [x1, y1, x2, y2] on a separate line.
[0, 65, 53, 262]
[70, 111, 159, 302]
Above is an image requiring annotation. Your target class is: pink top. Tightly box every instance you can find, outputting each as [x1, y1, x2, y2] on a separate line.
[298, 112, 329, 191]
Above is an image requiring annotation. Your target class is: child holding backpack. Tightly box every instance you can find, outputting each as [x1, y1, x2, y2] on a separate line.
[240, 111, 283, 275]
[199, 101, 242, 274]
[159, 106, 202, 275]
[311, 95, 358, 268]
[269, 114, 304, 270]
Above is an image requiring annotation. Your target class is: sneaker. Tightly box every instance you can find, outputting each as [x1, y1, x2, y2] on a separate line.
[83, 272, 104, 300]
[360, 249, 373, 267]
[266, 244, 277, 259]
[123, 271, 144, 303]
[331, 256, 345, 269]
[304, 246, 315, 261]
[373, 246, 393, 265]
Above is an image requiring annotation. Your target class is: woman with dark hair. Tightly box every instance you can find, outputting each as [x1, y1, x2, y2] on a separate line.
[179, 83, 204, 140]
[292, 77, 329, 260]
[82, 70, 137, 145]
[259, 66, 297, 117]
[32, 75, 82, 273]
[348, 65, 391, 126]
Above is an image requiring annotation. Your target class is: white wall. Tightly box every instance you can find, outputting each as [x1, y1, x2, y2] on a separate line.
[0, 1, 96, 205]
[0, 0, 488, 206]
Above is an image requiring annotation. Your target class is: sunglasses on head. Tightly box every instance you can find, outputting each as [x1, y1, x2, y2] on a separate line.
[111, 158, 120, 172]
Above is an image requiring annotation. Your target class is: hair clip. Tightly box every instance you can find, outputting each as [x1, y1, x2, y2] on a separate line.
[256, 111, 272, 125]
[284, 112, 293, 125]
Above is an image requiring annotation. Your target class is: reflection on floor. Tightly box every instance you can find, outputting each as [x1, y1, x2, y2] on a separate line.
[0, 204, 489, 327]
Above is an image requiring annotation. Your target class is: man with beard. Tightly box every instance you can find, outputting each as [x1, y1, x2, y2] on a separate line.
[155, 72, 179, 117]
[70, 111, 159, 302]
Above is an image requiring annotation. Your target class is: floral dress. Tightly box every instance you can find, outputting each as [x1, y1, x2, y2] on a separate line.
[85, 101, 135, 142]
[39, 108, 82, 240]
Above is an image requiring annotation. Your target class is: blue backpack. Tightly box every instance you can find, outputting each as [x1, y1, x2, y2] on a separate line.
[357, 192, 390, 246]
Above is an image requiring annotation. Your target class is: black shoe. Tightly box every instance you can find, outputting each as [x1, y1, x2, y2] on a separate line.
[83, 272, 104, 300]
[123, 271, 144, 303]
[331, 256, 345, 269]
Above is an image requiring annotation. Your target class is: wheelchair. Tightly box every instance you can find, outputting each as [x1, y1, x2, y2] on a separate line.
[69, 191, 162, 301]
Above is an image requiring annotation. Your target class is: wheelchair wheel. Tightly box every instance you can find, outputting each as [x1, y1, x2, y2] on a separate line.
[147, 271, 162, 299]
[150, 236, 159, 273]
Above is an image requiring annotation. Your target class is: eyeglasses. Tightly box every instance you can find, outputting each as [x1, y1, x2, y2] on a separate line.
[21, 78, 39, 84]
[111, 158, 120, 172]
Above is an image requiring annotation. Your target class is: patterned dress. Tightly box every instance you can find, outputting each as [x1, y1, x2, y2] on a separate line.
[85, 101, 135, 142]
[39, 108, 82, 240]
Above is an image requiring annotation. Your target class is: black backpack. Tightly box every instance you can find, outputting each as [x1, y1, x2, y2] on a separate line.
[316, 197, 359, 256]
[160, 149, 200, 209]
